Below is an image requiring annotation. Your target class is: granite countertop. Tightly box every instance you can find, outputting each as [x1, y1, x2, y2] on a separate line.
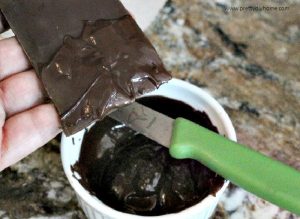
[0, 0, 299, 218]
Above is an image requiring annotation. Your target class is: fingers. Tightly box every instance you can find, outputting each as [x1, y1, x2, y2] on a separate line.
[0, 70, 45, 117]
[0, 104, 61, 171]
[0, 37, 61, 171]
[0, 37, 31, 80]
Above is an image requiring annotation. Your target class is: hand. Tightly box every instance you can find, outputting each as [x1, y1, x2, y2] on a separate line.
[0, 37, 61, 171]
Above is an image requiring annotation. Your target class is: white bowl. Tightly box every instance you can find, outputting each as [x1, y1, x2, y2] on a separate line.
[61, 79, 237, 219]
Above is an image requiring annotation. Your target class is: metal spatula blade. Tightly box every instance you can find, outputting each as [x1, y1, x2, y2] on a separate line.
[110, 101, 173, 147]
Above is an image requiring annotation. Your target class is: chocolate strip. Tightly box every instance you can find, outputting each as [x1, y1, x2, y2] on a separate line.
[0, 1, 171, 135]
[0, 0, 128, 71]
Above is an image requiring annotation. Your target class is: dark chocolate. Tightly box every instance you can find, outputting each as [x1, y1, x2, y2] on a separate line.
[74, 96, 224, 216]
[0, 0, 128, 70]
[42, 15, 171, 135]
[1, 1, 171, 135]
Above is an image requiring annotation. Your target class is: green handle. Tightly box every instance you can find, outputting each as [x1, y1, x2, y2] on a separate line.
[169, 118, 300, 215]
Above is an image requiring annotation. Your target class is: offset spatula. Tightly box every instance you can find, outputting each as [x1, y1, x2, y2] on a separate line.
[110, 102, 300, 216]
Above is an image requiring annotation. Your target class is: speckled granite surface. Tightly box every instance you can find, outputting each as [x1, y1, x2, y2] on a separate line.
[0, 0, 299, 218]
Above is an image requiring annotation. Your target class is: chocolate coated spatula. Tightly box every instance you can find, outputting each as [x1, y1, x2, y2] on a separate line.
[110, 102, 300, 215]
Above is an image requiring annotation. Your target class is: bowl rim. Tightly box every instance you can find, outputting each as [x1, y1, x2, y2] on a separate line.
[61, 78, 237, 218]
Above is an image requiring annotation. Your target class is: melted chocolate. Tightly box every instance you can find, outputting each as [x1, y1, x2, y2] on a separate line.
[42, 15, 171, 135]
[74, 96, 224, 216]
[1, 1, 171, 135]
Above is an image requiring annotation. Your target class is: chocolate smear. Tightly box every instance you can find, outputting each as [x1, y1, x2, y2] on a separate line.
[1, 1, 171, 135]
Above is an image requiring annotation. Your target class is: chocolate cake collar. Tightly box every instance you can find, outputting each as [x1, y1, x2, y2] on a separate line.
[0, 0, 128, 70]
[1, 1, 171, 135]
[42, 15, 171, 135]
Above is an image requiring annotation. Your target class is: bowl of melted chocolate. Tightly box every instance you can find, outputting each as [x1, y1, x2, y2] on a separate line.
[61, 79, 237, 219]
